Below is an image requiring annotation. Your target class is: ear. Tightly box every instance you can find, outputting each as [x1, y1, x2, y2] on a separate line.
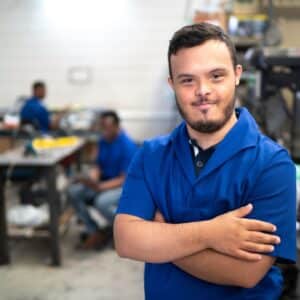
[234, 64, 243, 86]
[168, 77, 174, 90]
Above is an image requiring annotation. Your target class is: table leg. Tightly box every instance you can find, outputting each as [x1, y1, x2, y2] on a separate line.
[46, 166, 61, 266]
[0, 168, 10, 265]
[75, 148, 83, 173]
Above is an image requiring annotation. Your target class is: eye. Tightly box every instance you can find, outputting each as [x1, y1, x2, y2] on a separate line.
[211, 73, 224, 82]
[180, 78, 193, 84]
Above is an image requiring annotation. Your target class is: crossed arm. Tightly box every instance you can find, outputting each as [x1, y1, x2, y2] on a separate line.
[114, 204, 279, 288]
[173, 249, 275, 288]
[156, 211, 275, 288]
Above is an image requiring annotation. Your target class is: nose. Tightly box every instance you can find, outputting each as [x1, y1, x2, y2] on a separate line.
[195, 80, 212, 97]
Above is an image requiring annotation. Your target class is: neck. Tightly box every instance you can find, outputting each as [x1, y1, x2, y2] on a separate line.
[107, 129, 120, 141]
[186, 111, 237, 150]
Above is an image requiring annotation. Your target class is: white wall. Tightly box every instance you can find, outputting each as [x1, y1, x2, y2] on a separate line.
[0, 0, 187, 140]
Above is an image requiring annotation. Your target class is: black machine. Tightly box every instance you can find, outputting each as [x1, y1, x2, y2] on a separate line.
[246, 47, 300, 163]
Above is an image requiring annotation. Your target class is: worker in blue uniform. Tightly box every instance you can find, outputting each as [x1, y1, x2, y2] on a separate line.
[18, 81, 67, 204]
[20, 81, 63, 133]
[68, 111, 138, 250]
[114, 23, 296, 300]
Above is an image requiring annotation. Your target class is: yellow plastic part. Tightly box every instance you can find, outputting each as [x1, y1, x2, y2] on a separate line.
[32, 136, 79, 150]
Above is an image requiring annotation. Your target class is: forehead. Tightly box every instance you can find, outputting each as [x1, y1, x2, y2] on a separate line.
[100, 116, 116, 126]
[170, 40, 233, 76]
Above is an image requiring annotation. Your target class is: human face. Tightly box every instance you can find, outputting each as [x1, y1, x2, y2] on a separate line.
[100, 117, 119, 141]
[168, 40, 242, 134]
[34, 86, 46, 99]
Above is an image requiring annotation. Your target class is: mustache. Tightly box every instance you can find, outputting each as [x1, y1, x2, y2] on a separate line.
[191, 99, 218, 106]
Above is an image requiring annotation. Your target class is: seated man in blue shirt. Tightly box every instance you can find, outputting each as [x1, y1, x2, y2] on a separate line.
[68, 110, 137, 250]
[114, 23, 296, 299]
[20, 81, 63, 133]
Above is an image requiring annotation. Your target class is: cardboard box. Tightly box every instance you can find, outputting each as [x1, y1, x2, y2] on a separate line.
[193, 11, 228, 31]
[233, 0, 260, 14]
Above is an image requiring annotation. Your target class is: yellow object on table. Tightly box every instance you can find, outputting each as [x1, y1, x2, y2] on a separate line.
[32, 136, 79, 150]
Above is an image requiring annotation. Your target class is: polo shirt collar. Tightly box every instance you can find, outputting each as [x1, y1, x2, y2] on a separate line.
[171, 107, 259, 184]
[189, 138, 216, 157]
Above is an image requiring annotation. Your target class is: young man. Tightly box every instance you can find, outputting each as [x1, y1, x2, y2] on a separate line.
[68, 111, 137, 249]
[114, 23, 296, 299]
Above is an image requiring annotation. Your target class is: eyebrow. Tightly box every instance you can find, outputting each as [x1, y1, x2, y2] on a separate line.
[209, 68, 228, 73]
[176, 74, 194, 80]
[176, 68, 229, 80]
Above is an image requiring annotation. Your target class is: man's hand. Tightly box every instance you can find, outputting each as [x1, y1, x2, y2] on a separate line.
[71, 167, 101, 191]
[88, 167, 100, 182]
[200, 204, 280, 261]
[154, 211, 165, 223]
[153, 204, 280, 262]
[80, 177, 99, 190]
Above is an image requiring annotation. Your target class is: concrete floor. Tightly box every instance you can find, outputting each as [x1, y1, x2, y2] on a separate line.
[0, 219, 144, 300]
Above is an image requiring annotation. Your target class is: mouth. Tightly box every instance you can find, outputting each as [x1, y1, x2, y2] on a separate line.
[192, 102, 215, 111]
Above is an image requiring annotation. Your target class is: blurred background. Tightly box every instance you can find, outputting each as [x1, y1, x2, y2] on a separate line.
[0, 0, 300, 299]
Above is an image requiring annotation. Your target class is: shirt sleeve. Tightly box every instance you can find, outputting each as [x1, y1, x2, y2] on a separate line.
[116, 146, 156, 220]
[246, 149, 297, 264]
[37, 105, 50, 132]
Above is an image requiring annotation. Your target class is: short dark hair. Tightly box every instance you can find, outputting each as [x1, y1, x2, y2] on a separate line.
[100, 110, 120, 126]
[32, 81, 45, 90]
[168, 23, 237, 78]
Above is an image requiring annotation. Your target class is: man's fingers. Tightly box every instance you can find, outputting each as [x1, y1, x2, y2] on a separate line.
[243, 219, 276, 233]
[230, 204, 253, 218]
[234, 249, 262, 262]
[154, 211, 165, 223]
[242, 242, 274, 254]
[247, 232, 281, 245]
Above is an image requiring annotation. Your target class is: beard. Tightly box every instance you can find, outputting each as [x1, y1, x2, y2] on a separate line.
[175, 93, 236, 134]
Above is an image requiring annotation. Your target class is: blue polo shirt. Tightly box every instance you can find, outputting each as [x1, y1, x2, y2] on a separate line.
[20, 96, 50, 133]
[117, 107, 296, 300]
[96, 130, 138, 180]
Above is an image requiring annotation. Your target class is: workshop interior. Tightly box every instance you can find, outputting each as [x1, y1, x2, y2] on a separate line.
[0, 0, 300, 299]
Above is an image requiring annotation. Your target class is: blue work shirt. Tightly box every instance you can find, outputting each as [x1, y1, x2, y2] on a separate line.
[117, 107, 296, 300]
[96, 130, 138, 180]
[20, 96, 50, 133]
